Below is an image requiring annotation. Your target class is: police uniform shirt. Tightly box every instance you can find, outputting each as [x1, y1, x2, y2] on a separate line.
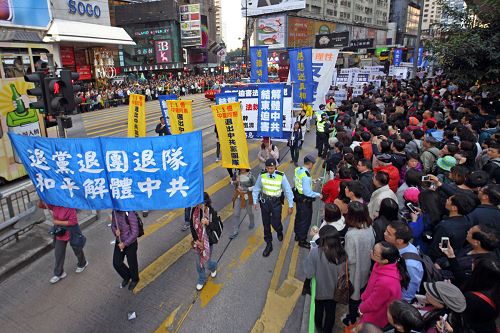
[252, 170, 294, 208]
[294, 167, 321, 199]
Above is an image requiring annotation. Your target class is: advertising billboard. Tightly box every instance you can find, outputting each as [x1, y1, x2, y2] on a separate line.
[315, 31, 349, 48]
[180, 4, 202, 47]
[155, 40, 173, 64]
[242, 0, 306, 17]
[287, 17, 336, 48]
[256, 14, 286, 50]
[0, 0, 51, 29]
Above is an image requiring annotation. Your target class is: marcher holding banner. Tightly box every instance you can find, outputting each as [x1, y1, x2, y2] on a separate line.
[127, 94, 146, 138]
[167, 100, 194, 134]
[211, 102, 250, 169]
[230, 168, 256, 239]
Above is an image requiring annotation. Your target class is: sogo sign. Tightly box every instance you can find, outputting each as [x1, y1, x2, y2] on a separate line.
[68, 0, 101, 18]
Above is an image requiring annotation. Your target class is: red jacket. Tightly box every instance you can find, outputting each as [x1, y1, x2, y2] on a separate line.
[359, 263, 402, 328]
[360, 141, 373, 161]
[374, 164, 400, 192]
[322, 177, 352, 204]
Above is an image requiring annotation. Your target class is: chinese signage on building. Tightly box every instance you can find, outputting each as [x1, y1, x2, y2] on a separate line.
[179, 4, 202, 47]
[315, 31, 349, 48]
[155, 40, 173, 64]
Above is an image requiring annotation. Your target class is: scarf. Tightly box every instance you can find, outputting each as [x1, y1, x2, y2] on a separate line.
[193, 206, 211, 268]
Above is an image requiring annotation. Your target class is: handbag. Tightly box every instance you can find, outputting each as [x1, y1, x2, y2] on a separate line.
[67, 225, 86, 248]
[333, 259, 354, 305]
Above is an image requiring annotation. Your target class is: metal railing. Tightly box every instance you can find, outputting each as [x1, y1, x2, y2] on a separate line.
[0, 189, 34, 224]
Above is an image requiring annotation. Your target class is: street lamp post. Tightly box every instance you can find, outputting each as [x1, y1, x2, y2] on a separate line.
[412, 0, 424, 79]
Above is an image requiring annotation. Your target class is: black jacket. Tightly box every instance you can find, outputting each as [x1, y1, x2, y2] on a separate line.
[429, 215, 472, 261]
[358, 170, 374, 198]
[155, 123, 170, 136]
[390, 152, 407, 170]
[467, 204, 500, 230]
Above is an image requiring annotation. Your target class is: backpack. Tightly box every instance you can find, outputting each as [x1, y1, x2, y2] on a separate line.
[426, 149, 440, 174]
[207, 210, 223, 244]
[124, 211, 145, 238]
[402, 251, 443, 292]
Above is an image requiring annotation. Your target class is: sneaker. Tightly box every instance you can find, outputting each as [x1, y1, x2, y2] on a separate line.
[215, 158, 220, 162]
[210, 270, 217, 278]
[75, 261, 89, 273]
[49, 272, 67, 284]
[120, 278, 130, 289]
[229, 232, 238, 240]
[248, 223, 255, 230]
[196, 283, 205, 291]
[181, 224, 190, 231]
[128, 280, 138, 291]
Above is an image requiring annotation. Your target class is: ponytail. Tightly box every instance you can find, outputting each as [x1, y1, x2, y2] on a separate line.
[397, 256, 410, 290]
[379, 241, 410, 289]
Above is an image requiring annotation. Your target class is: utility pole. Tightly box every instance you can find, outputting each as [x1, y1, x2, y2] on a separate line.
[412, 0, 424, 79]
[244, 0, 248, 75]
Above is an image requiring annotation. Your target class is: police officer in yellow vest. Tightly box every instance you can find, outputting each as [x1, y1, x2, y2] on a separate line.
[293, 154, 322, 249]
[252, 158, 294, 257]
[316, 113, 330, 159]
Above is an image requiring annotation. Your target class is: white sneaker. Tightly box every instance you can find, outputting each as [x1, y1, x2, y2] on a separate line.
[49, 272, 67, 284]
[210, 270, 217, 278]
[196, 283, 205, 291]
[75, 261, 89, 273]
[215, 158, 220, 162]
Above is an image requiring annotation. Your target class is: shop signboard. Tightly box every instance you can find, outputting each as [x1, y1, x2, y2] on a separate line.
[256, 14, 286, 50]
[0, 0, 51, 29]
[155, 40, 173, 64]
[287, 17, 336, 48]
[349, 38, 374, 48]
[315, 31, 349, 48]
[60, 47, 76, 67]
[52, 0, 110, 25]
[76, 65, 92, 80]
[180, 4, 202, 47]
[242, 0, 305, 17]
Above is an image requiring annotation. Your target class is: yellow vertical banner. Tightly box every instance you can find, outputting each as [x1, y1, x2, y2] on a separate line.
[127, 94, 146, 137]
[167, 100, 194, 134]
[211, 102, 250, 169]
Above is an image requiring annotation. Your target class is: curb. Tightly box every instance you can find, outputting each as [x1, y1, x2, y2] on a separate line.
[301, 293, 311, 333]
[0, 212, 98, 283]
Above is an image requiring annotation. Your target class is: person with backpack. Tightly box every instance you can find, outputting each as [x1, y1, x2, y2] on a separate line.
[358, 241, 410, 329]
[190, 192, 221, 291]
[111, 210, 140, 291]
[420, 136, 441, 174]
[384, 221, 424, 302]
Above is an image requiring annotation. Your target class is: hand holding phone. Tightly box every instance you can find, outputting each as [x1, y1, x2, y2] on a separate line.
[440, 237, 450, 249]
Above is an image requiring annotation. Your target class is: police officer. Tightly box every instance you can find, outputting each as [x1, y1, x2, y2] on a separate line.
[316, 113, 330, 159]
[252, 158, 294, 257]
[293, 154, 321, 249]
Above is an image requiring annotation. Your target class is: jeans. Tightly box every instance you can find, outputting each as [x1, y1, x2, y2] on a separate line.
[54, 239, 86, 276]
[184, 207, 192, 227]
[113, 240, 139, 282]
[232, 196, 255, 235]
[290, 143, 300, 163]
[195, 245, 217, 284]
[315, 299, 337, 333]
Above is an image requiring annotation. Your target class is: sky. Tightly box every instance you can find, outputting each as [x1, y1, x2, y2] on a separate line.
[221, 0, 245, 51]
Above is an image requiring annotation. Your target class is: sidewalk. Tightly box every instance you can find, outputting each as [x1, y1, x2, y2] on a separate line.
[0, 210, 98, 283]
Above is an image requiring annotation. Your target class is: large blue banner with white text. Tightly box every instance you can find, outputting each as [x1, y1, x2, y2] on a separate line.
[250, 46, 269, 83]
[289, 47, 314, 104]
[215, 93, 239, 105]
[9, 132, 204, 211]
[257, 84, 284, 139]
[393, 49, 403, 66]
[159, 94, 178, 130]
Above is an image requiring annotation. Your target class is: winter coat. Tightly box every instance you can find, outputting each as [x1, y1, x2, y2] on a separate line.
[374, 164, 400, 193]
[111, 211, 139, 246]
[345, 226, 375, 300]
[421, 147, 440, 174]
[303, 247, 343, 300]
[368, 185, 398, 220]
[359, 262, 402, 328]
[322, 177, 352, 204]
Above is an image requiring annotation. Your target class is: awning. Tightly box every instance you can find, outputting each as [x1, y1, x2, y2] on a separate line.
[0, 30, 43, 42]
[43, 19, 135, 46]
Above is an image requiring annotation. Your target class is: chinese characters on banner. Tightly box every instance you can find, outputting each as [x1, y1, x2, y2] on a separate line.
[167, 100, 194, 134]
[215, 92, 239, 105]
[393, 49, 403, 66]
[158, 94, 178, 131]
[311, 49, 340, 110]
[250, 46, 269, 83]
[8, 132, 204, 211]
[211, 102, 250, 169]
[257, 84, 284, 139]
[127, 94, 146, 137]
[289, 47, 314, 104]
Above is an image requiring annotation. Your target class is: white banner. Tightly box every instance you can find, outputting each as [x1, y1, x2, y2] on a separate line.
[311, 49, 339, 110]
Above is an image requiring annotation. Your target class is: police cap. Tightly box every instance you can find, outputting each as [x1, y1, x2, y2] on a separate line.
[265, 158, 277, 167]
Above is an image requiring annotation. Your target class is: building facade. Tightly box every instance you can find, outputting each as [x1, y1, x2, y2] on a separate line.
[389, 0, 422, 46]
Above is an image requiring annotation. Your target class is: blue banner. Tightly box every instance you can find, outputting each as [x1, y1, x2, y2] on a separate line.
[159, 94, 178, 131]
[215, 93, 239, 105]
[257, 84, 284, 139]
[250, 46, 269, 83]
[393, 48, 403, 66]
[409, 48, 424, 67]
[9, 132, 204, 211]
[289, 48, 314, 104]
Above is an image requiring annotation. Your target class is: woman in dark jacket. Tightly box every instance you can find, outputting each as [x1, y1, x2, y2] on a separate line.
[111, 210, 140, 291]
[190, 192, 220, 291]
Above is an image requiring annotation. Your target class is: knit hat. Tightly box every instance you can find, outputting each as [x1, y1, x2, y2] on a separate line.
[377, 154, 392, 163]
[436, 156, 457, 172]
[403, 187, 420, 204]
[409, 117, 419, 126]
[424, 282, 466, 313]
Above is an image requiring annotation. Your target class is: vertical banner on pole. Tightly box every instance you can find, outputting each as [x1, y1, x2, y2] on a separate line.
[158, 94, 178, 128]
[167, 100, 194, 134]
[289, 47, 314, 104]
[393, 49, 403, 66]
[257, 84, 284, 139]
[211, 102, 250, 169]
[250, 46, 269, 83]
[127, 94, 146, 137]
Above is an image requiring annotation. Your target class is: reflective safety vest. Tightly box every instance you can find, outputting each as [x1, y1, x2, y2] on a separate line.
[261, 171, 283, 197]
[294, 167, 309, 195]
[317, 120, 325, 133]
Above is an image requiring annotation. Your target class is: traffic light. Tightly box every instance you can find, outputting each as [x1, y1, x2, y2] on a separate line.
[60, 69, 82, 113]
[24, 72, 48, 111]
[45, 75, 67, 115]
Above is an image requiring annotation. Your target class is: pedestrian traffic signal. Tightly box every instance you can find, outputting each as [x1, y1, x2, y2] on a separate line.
[45, 76, 67, 115]
[60, 70, 82, 113]
[24, 72, 48, 111]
